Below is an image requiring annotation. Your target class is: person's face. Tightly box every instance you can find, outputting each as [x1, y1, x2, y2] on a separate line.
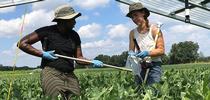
[63, 18, 76, 30]
[130, 11, 146, 26]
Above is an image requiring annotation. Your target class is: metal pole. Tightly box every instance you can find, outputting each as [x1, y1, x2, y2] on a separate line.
[0, 0, 44, 8]
[143, 68, 150, 84]
[185, 0, 190, 23]
[55, 54, 132, 72]
[115, 0, 131, 5]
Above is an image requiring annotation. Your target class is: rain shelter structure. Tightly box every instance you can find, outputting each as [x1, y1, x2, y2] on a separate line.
[116, 0, 210, 30]
[0, 0, 43, 8]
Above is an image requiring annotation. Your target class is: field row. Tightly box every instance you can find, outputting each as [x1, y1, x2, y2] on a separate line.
[0, 64, 210, 99]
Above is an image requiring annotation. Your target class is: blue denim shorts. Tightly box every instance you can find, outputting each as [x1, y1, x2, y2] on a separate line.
[134, 61, 162, 86]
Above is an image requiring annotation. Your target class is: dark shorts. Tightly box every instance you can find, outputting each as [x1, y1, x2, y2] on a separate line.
[40, 66, 81, 99]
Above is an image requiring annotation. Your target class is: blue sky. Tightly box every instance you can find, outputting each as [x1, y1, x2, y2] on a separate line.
[0, 0, 210, 67]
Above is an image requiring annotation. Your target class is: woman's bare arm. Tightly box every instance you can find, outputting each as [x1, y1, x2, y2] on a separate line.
[18, 32, 43, 57]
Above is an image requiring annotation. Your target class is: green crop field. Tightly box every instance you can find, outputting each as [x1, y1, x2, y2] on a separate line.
[0, 63, 210, 100]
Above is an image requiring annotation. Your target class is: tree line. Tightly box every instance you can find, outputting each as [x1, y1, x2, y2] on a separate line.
[0, 65, 36, 71]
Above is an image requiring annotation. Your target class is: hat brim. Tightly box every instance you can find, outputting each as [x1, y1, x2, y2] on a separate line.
[52, 12, 81, 22]
[126, 8, 150, 18]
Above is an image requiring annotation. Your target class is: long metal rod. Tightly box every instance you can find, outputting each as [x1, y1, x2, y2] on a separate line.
[115, 0, 131, 5]
[55, 54, 132, 72]
[143, 68, 150, 84]
[0, 0, 44, 8]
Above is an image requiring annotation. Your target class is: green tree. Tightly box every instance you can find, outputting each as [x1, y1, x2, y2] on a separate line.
[115, 51, 128, 66]
[161, 54, 170, 65]
[109, 55, 119, 66]
[95, 54, 111, 64]
[169, 41, 199, 64]
[94, 51, 129, 67]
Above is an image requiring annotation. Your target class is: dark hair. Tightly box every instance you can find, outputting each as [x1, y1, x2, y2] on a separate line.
[55, 19, 76, 25]
[145, 18, 149, 28]
[53, 19, 66, 23]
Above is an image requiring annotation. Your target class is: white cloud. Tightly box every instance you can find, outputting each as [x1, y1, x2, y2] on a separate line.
[187, 32, 210, 42]
[1, 50, 12, 56]
[0, 18, 21, 38]
[32, 0, 68, 11]
[0, 6, 16, 13]
[160, 21, 210, 56]
[149, 13, 175, 25]
[78, 23, 102, 38]
[164, 24, 200, 44]
[82, 39, 128, 58]
[107, 24, 130, 39]
[24, 9, 53, 33]
[0, 9, 53, 38]
[71, 0, 110, 9]
[3, 42, 42, 56]
[32, 0, 91, 21]
[0, 42, 42, 67]
[168, 24, 201, 34]
[187, 32, 210, 56]
[82, 39, 112, 49]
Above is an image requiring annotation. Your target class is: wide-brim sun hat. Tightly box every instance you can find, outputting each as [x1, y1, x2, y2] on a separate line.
[126, 2, 150, 18]
[52, 5, 81, 22]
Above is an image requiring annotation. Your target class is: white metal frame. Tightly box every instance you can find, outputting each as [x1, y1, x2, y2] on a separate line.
[116, 0, 210, 30]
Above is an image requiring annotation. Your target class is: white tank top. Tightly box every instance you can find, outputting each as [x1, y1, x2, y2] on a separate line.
[133, 25, 162, 62]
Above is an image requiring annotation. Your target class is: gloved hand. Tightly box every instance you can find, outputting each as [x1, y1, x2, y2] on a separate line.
[128, 50, 136, 56]
[42, 50, 58, 60]
[92, 60, 103, 68]
[136, 51, 149, 59]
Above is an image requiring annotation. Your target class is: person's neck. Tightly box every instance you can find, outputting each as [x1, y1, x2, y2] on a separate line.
[57, 24, 68, 33]
[137, 24, 149, 34]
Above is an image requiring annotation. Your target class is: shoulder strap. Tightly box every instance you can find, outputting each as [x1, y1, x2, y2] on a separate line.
[132, 28, 141, 52]
[133, 38, 140, 52]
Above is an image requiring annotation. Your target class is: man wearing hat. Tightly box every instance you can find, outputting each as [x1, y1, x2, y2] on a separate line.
[18, 5, 103, 99]
[126, 2, 165, 88]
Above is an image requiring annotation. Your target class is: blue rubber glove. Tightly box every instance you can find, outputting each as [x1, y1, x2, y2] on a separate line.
[136, 51, 149, 59]
[42, 50, 58, 60]
[92, 60, 103, 68]
[128, 50, 136, 56]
